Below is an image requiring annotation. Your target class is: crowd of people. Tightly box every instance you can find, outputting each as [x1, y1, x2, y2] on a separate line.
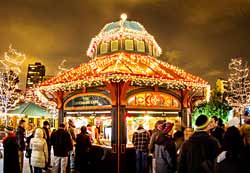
[2, 119, 93, 173]
[132, 115, 250, 173]
[2, 114, 250, 173]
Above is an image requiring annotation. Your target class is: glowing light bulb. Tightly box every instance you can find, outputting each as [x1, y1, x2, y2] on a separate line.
[121, 13, 127, 21]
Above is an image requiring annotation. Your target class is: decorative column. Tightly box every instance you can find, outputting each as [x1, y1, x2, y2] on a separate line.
[54, 91, 64, 126]
[181, 90, 192, 127]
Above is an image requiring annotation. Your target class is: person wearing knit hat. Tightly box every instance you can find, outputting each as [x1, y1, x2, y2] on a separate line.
[178, 114, 219, 173]
[3, 125, 21, 173]
[195, 114, 211, 131]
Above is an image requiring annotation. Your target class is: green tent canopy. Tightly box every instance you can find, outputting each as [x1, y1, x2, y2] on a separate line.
[9, 102, 51, 117]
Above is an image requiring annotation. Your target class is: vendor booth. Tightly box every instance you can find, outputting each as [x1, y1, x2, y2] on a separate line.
[8, 102, 56, 128]
[39, 14, 209, 173]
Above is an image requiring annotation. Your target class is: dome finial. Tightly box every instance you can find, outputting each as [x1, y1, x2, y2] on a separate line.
[120, 13, 127, 22]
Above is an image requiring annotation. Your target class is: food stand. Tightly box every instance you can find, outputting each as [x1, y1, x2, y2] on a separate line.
[39, 14, 209, 173]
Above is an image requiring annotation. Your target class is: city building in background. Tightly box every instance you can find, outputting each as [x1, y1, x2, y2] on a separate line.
[26, 62, 45, 88]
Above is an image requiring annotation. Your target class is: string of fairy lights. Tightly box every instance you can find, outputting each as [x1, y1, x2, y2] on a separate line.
[226, 58, 250, 108]
[39, 52, 208, 92]
[0, 45, 26, 123]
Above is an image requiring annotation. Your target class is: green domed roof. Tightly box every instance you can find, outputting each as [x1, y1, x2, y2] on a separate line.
[102, 21, 145, 32]
[87, 14, 162, 58]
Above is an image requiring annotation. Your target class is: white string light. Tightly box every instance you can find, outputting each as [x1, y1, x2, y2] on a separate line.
[226, 57, 250, 108]
[0, 45, 26, 124]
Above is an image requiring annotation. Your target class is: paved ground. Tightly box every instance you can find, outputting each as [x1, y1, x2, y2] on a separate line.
[0, 152, 51, 173]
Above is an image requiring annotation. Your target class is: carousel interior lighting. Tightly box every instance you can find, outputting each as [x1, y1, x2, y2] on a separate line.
[67, 110, 111, 115]
[127, 111, 179, 114]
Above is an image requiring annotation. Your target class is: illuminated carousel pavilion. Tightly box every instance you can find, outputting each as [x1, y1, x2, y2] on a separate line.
[39, 14, 209, 173]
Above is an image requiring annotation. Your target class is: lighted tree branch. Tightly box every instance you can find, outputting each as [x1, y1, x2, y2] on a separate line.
[226, 57, 250, 109]
[58, 59, 70, 75]
[0, 45, 26, 125]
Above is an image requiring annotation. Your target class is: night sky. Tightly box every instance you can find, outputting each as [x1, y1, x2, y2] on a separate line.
[0, 0, 250, 88]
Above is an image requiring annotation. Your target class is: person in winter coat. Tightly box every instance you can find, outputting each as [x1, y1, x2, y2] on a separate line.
[155, 122, 176, 173]
[3, 125, 20, 173]
[51, 123, 73, 173]
[132, 124, 150, 173]
[216, 126, 243, 173]
[30, 128, 48, 173]
[16, 119, 26, 173]
[75, 125, 92, 173]
[178, 115, 219, 173]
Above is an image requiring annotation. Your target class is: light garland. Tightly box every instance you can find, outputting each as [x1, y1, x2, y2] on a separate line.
[0, 45, 26, 73]
[24, 88, 57, 116]
[87, 14, 162, 58]
[39, 52, 208, 92]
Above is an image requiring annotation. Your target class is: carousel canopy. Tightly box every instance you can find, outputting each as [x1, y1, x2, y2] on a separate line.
[8, 102, 51, 117]
[39, 14, 208, 92]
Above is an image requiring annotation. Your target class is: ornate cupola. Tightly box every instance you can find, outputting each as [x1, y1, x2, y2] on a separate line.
[87, 14, 162, 58]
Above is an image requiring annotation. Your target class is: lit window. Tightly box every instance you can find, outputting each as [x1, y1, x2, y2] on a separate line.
[148, 44, 153, 56]
[100, 42, 108, 54]
[111, 40, 119, 52]
[153, 48, 157, 57]
[136, 40, 145, 52]
[125, 40, 134, 51]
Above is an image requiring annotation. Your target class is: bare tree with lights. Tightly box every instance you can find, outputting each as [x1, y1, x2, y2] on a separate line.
[58, 59, 70, 74]
[0, 45, 26, 125]
[226, 57, 250, 122]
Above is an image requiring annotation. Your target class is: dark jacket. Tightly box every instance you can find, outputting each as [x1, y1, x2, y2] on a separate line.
[239, 145, 250, 173]
[75, 132, 92, 173]
[211, 127, 224, 146]
[75, 132, 91, 156]
[216, 151, 241, 173]
[178, 131, 219, 173]
[51, 128, 73, 157]
[149, 129, 162, 154]
[16, 126, 25, 151]
[43, 126, 51, 150]
[3, 133, 21, 173]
